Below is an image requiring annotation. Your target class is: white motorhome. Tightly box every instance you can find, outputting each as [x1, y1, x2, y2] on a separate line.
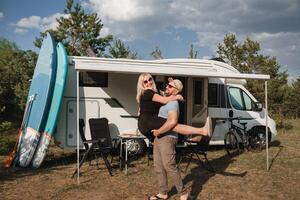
[54, 57, 277, 153]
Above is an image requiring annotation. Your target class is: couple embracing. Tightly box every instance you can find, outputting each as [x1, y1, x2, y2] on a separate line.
[136, 73, 211, 200]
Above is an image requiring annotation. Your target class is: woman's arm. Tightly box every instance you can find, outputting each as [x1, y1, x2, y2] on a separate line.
[152, 110, 178, 136]
[152, 93, 183, 104]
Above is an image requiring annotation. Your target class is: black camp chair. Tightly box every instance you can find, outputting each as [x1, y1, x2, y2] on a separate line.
[72, 118, 113, 177]
[177, 136, 214, 173]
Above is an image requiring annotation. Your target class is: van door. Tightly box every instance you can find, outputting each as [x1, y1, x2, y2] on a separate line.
[187, 78, 208, 127]
[208, 83, 230, 143]
[227, 86, 261, 129]
[66, 100, 100, 147]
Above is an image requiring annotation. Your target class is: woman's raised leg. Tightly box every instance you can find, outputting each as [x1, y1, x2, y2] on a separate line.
[173, 117, 212, 137]
[172, 124, 208, 136]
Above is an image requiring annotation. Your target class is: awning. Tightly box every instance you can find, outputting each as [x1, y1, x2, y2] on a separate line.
[71, 57, 270, 80]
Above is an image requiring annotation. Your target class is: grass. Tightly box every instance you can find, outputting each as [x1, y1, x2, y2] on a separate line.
[0, 120, 300, 199]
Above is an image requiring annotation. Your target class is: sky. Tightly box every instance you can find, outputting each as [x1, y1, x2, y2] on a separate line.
[0, 0, 300, 80]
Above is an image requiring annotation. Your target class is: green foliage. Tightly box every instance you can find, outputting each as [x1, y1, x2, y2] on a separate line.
[0, 121, 13, 132]
[276, 120, 293, 130]
[0, 131, 16, 155]
[217, 33, 289, 117]
[284, 122, 293, 130]
[151, 47, 163, 59]
[0, 38, 36, 122]
[217, 34, 245, 69]
[34, 0, 113, 56]
[283, 77, 300, 118]
[108, 38, 138, 59]
[188, 44, 198, 59]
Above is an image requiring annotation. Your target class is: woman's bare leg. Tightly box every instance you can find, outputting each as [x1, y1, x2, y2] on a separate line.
[172, 124, 208, 136]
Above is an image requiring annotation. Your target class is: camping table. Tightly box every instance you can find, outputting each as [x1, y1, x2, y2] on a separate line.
[118, 134, 146, 175]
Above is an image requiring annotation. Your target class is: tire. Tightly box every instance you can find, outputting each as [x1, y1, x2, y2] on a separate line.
[251, 127, 271, 149]
[224, 131, 240, 156]
[125, 138, 146, 155]
[248, 133, 263, 152]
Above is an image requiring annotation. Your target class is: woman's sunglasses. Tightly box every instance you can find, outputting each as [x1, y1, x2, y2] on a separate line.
[143, 77, 153, 84]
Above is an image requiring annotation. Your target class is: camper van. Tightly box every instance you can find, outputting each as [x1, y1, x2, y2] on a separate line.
[54, 57, 277, 154]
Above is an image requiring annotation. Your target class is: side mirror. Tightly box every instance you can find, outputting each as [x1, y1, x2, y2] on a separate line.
[252, 102, 263, 112]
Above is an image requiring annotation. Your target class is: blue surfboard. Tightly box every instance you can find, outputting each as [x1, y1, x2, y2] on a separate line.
[17, 32, 57, 167]
[31, 43, 68, 168]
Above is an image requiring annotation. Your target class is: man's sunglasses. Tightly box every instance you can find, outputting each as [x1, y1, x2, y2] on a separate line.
[143, 77, 153, 84]
[166, 83, 178, 90]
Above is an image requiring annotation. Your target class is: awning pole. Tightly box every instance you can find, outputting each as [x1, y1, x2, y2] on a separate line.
[265, 81, 269, 171]
[224, 78, 229, 129]
[77, 70, 80, 183]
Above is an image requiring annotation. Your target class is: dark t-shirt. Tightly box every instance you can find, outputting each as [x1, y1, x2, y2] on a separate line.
[138, 89, 166, 140]
[139, 89, 162, 116]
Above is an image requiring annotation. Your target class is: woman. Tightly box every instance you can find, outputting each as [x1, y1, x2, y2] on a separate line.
[137, 73, 209, 141]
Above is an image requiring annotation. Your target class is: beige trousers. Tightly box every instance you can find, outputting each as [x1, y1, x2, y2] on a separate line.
[153, 136, 183, 195]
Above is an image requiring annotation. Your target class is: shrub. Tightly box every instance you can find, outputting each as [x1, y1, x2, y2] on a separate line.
[0, 121, 13, 132]
[284, 122, 293, 130]
[276, 120, 293, 131]
[0, 134, 15, 155]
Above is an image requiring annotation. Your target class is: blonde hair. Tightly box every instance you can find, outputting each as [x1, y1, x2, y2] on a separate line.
[136, 73, 157, 103]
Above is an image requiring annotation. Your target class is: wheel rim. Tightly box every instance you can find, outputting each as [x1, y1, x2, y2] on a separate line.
[126, 140, 140, 155]
[249, 134, 262, 151]
[251, 128, 271, 150]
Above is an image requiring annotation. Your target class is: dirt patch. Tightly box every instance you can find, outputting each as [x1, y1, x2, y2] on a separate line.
[1, 121, 300, 200]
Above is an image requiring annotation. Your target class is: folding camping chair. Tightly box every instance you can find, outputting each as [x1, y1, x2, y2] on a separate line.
[178, 136, 215, 173]
[72, 118, 113, 177]
[177, 117, 215, 173]
[177, 136, 214, 173]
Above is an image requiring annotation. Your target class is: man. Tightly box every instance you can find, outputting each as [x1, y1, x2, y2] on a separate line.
[150, 78, 189, 200]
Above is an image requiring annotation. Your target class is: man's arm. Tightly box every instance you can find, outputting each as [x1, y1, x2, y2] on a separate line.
[152, 110, 178, 137]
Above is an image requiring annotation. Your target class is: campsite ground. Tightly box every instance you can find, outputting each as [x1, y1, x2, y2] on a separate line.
[0, 120, 299, 200]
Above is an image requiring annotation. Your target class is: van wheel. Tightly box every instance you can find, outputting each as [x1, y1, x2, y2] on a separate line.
[251, 127, 271, 149]
[248, 133, 263, 152]
[126, 138, 146, 155]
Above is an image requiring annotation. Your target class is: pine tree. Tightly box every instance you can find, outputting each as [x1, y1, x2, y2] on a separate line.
[34, 0, 112, 56]
[108, 38, 137, 59]
[188, 44, 198, 59]
[284, 77, 300, 118]
[151, 47, 163, 59]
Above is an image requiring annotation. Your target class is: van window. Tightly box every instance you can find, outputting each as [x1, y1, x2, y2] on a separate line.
[194, 81, 203, 105]
[229, 87, 244, 110]
[208, 84, 230, 108]
[79, 72, 108, 87]
[229, 87, 253, 110]
[220, 85, 230, 108]
[208, 83, 218, 106]
[242, 91, 252, 110]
